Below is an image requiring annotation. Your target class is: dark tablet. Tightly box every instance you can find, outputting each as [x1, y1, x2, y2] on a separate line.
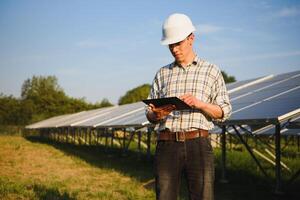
[142, 97, 192, 110]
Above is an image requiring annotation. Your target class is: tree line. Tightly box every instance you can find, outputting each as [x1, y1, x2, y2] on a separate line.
[0, 71, 235, 126]
[0, 76, 112, 126]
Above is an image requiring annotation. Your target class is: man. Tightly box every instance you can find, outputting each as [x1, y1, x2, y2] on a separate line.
[146, 13, 232, 200]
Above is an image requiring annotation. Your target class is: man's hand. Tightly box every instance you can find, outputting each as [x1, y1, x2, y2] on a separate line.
[146, 103, 175, 122]
[180, 93, 223, 119]
[180, 93, 200, 108]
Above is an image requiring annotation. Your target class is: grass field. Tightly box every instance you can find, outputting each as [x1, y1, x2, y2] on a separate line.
[0, 135, 299, 200]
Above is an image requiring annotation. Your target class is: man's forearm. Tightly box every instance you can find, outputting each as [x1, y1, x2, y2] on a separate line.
[195, 101, 223, 119]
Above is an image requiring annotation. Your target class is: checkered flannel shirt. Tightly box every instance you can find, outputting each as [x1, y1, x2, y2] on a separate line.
[146, 56, 232, 131]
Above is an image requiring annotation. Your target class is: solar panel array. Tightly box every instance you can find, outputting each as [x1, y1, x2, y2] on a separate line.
[228, 71, 300, 124]
[26, 70, 300, 130]
[26, 102, 148, 129]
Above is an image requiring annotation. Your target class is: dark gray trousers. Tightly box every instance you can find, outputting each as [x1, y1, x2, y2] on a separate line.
[154, 137, 214, 200]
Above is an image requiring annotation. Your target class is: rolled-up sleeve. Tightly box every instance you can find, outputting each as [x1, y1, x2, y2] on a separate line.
[145, 72, 160, 116]
[212, 70, 232, 122]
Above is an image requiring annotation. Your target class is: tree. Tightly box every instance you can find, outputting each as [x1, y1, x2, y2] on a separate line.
[0, 94, 20, 125]
[221, 71, 236, 83]
[1, 75, 114, 126]
[118, 84, 151, 105]
[95, 98, 114, 107]
[20, 75, 68, 121]
[19, 75, 113, 124]
[21, 75, 64, 100]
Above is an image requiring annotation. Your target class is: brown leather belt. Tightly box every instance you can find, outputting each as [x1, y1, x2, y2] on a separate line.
[158, 129, 208, 142]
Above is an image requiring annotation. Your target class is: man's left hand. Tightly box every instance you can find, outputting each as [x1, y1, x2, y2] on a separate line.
[180, 93, 224, 119]
[180, 93, 200, 109]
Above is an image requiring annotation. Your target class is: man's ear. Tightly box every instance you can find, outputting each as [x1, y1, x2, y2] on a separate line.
[188, 33, 195, 44]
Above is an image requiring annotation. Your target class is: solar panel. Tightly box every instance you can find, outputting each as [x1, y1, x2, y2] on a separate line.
[99, 110, 149, 128]
[227, 71, 300, 124]
[227, 75, 273, 94]
[26, 70, 300, 129]
[75, 102, 146, 127]
[230, 71, 300, 99]
[55, 106, 116, 127]
[25, 112, 83, 129]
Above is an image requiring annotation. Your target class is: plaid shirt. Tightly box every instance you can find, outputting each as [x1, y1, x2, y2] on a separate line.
[147, 56, 231, 131]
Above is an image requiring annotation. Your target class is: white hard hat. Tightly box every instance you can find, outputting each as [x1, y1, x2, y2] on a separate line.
[161, 13, 196, 45]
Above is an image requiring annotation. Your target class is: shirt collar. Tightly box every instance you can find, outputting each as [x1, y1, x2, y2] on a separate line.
[172, 55, 199, 69]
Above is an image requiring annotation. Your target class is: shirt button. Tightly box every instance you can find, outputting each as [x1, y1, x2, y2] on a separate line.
[173, 111, 180, 116]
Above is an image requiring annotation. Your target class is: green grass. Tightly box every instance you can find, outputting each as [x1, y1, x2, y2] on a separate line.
[0, 177, 76, 200]
[0, 134, 299, 200]
[0, 135, 154, 200]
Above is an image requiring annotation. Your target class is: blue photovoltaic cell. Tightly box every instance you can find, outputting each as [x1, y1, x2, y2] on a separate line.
[226, 76, 266, 91]
[230, 71, 300, 99]
[231, 92, 300, 120]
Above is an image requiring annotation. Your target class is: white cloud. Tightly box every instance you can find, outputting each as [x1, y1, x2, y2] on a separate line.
[257, 6, 300, 22]
[196, 24, 223, 35]
[277, 7, 300, 18]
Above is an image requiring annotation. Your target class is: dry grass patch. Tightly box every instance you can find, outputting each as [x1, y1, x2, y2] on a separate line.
[0, 135, 154, 200]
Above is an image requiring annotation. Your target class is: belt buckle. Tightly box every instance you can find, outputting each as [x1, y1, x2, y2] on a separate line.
[175, 131, 185, 142]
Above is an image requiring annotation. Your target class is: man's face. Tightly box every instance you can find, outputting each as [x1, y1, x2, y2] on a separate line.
[168, 34, 194, 64]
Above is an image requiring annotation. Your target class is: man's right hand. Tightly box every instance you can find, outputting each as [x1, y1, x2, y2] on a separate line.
[146, 103, 176, 122]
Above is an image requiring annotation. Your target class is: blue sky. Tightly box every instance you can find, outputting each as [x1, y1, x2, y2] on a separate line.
[1, 0, 300, 104]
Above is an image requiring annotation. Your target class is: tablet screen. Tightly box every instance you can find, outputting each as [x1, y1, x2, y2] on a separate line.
[142, 97, 192, 110]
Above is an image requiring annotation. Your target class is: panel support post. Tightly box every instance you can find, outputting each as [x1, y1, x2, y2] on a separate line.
[138, 131, 141, 154]
[275, 124, 283, 194]
[147, 127, 152, 160]
[220, 125, 228, 183]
